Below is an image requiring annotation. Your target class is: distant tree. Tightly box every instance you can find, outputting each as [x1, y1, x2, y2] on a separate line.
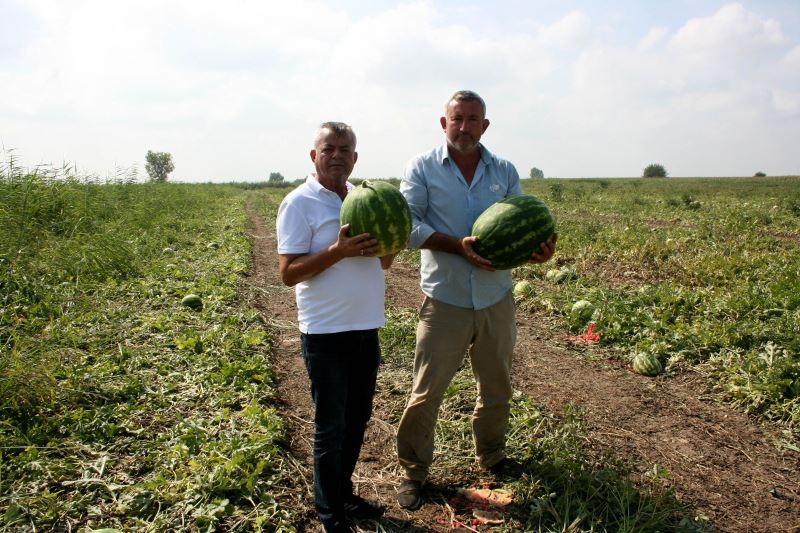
[529, 167, 544, 179]
[145, 150, 174, 182]
[268, 171, 285, 184]
[754, 171, 766, 177]
[642, 163, 667, 178]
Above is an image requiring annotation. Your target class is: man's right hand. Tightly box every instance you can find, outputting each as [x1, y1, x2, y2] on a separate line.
[420, 232, 496, 271]
[279, 225, 380, 286]
[334, 224, 379, 258]
[460, 236, 496, 272]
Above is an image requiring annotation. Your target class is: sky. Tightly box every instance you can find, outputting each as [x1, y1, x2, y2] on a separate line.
[1, 0, 799, 181]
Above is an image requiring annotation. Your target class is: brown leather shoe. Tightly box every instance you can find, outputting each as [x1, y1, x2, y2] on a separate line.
[397, 479, 423, 510]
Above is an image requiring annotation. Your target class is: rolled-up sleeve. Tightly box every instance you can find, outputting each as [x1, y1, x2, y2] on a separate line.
[506, 162, 523, 195]
[398, 143, 519, 309]
[400, 158, 436, 249]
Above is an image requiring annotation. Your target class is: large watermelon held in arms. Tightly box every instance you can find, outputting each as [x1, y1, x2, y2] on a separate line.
[340, 180, 412, 257]
[471, 194, 556, 270]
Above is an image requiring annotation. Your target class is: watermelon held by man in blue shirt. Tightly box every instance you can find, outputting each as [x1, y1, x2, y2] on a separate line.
[340, 180, 412, 257]
[471, 194, 556, 270]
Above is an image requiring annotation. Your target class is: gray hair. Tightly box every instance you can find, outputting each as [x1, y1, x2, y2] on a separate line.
[446, 90, 486, 117]
[314, 121, 357, 148]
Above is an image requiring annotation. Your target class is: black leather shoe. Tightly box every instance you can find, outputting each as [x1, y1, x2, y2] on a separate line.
[321, 519, 353, 533]
[344, 494, 385, 519]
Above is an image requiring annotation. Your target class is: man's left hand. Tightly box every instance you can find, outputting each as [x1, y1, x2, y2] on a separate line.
[529, 234, 558, 264]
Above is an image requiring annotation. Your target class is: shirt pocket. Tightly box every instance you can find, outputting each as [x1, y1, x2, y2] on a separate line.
[477, 179, 508, 211]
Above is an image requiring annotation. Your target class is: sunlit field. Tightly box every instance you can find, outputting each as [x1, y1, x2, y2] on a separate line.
[2, 166, 798, 530]
[517, 176, 800, 439]
[1, 168, 295, 530]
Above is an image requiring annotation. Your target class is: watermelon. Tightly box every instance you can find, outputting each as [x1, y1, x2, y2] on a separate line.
[632, 352, 663, 376]
[570, 299, 595, 323]
[513, 280, 534, 299]
[340, 180, 412, 256]
[546, 266, 576, 283]
[471, 194, 555, 270]
[181, 294, 203, 310]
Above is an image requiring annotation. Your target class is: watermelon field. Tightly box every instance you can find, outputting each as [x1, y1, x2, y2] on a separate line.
[1, 164, 799, 532]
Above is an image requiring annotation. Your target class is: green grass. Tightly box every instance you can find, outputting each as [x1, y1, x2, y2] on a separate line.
[1, 171, 298, 530]
[517, 176, 800, 440]
[377, 306, 706, 532]
[4, 168, 797, 530]
[388, 176, 799, 441]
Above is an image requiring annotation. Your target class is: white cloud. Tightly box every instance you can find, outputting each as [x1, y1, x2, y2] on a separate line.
[670, 3, 787, 53]
[543, 2, 799, 176]
[638, 27, 669, 51]
[775, 44, 800, 84]
[537, 10, 593, 49]
[772, 90, 800, 116]
[1, 0, 798, 179]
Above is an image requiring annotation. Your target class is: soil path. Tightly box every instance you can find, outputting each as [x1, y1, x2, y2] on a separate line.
[245, 202, 800, 533]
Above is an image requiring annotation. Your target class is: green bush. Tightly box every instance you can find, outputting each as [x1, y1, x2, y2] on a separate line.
[643, 163, 668, 178]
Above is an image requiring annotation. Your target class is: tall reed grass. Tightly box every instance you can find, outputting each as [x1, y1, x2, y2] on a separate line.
[1, 154, 236, 417]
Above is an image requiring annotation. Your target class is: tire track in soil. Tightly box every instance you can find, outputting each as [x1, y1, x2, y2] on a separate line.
[246, 203, 800, 533]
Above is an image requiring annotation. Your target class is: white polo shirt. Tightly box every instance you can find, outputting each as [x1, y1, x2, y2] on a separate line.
[276, 174, 386, 334]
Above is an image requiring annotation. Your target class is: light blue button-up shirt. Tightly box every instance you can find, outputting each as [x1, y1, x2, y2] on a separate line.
[400, 143, 522, 310]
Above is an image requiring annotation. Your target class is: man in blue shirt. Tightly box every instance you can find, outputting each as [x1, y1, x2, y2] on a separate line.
[396, 91, 557, 510]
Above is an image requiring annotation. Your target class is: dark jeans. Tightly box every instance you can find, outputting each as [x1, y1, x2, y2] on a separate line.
[300, 328, 381, 527]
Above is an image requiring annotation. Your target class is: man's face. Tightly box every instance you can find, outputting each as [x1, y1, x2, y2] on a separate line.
[310, 130, 358, 182]
[441, 99, 489, 155]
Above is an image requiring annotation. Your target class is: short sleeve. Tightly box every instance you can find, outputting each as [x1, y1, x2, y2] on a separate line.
[276, 197, 312, 254]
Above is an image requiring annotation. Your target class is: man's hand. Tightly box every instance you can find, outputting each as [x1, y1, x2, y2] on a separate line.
[380, 253, 396, 270]
[460, 236, 496, 272]
[279, 224, 380, 286]
[333, 224, 380, 258]
[529, 234, 558, 264]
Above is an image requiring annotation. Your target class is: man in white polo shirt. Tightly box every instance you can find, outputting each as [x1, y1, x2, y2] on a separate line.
[276, 122, 393, 533]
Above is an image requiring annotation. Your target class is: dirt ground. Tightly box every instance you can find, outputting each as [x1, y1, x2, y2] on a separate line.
[245, 204, 800, 533]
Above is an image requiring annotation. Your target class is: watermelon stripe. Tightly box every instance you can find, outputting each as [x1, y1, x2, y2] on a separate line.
[471, 194, 555, 270]
[633, 353, 663, 376]
[340, 180, 411, 256]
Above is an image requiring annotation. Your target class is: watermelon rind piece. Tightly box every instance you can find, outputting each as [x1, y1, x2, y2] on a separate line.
[340, 180, 412, 257]
[471, 194, 556, 270]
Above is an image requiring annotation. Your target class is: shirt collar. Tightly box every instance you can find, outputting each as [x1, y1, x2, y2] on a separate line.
[306, 173, 353, 196]
[438, 142, 495, 166]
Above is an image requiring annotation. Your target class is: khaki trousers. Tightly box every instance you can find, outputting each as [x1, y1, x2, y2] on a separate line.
[396, 292, 517, 482]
